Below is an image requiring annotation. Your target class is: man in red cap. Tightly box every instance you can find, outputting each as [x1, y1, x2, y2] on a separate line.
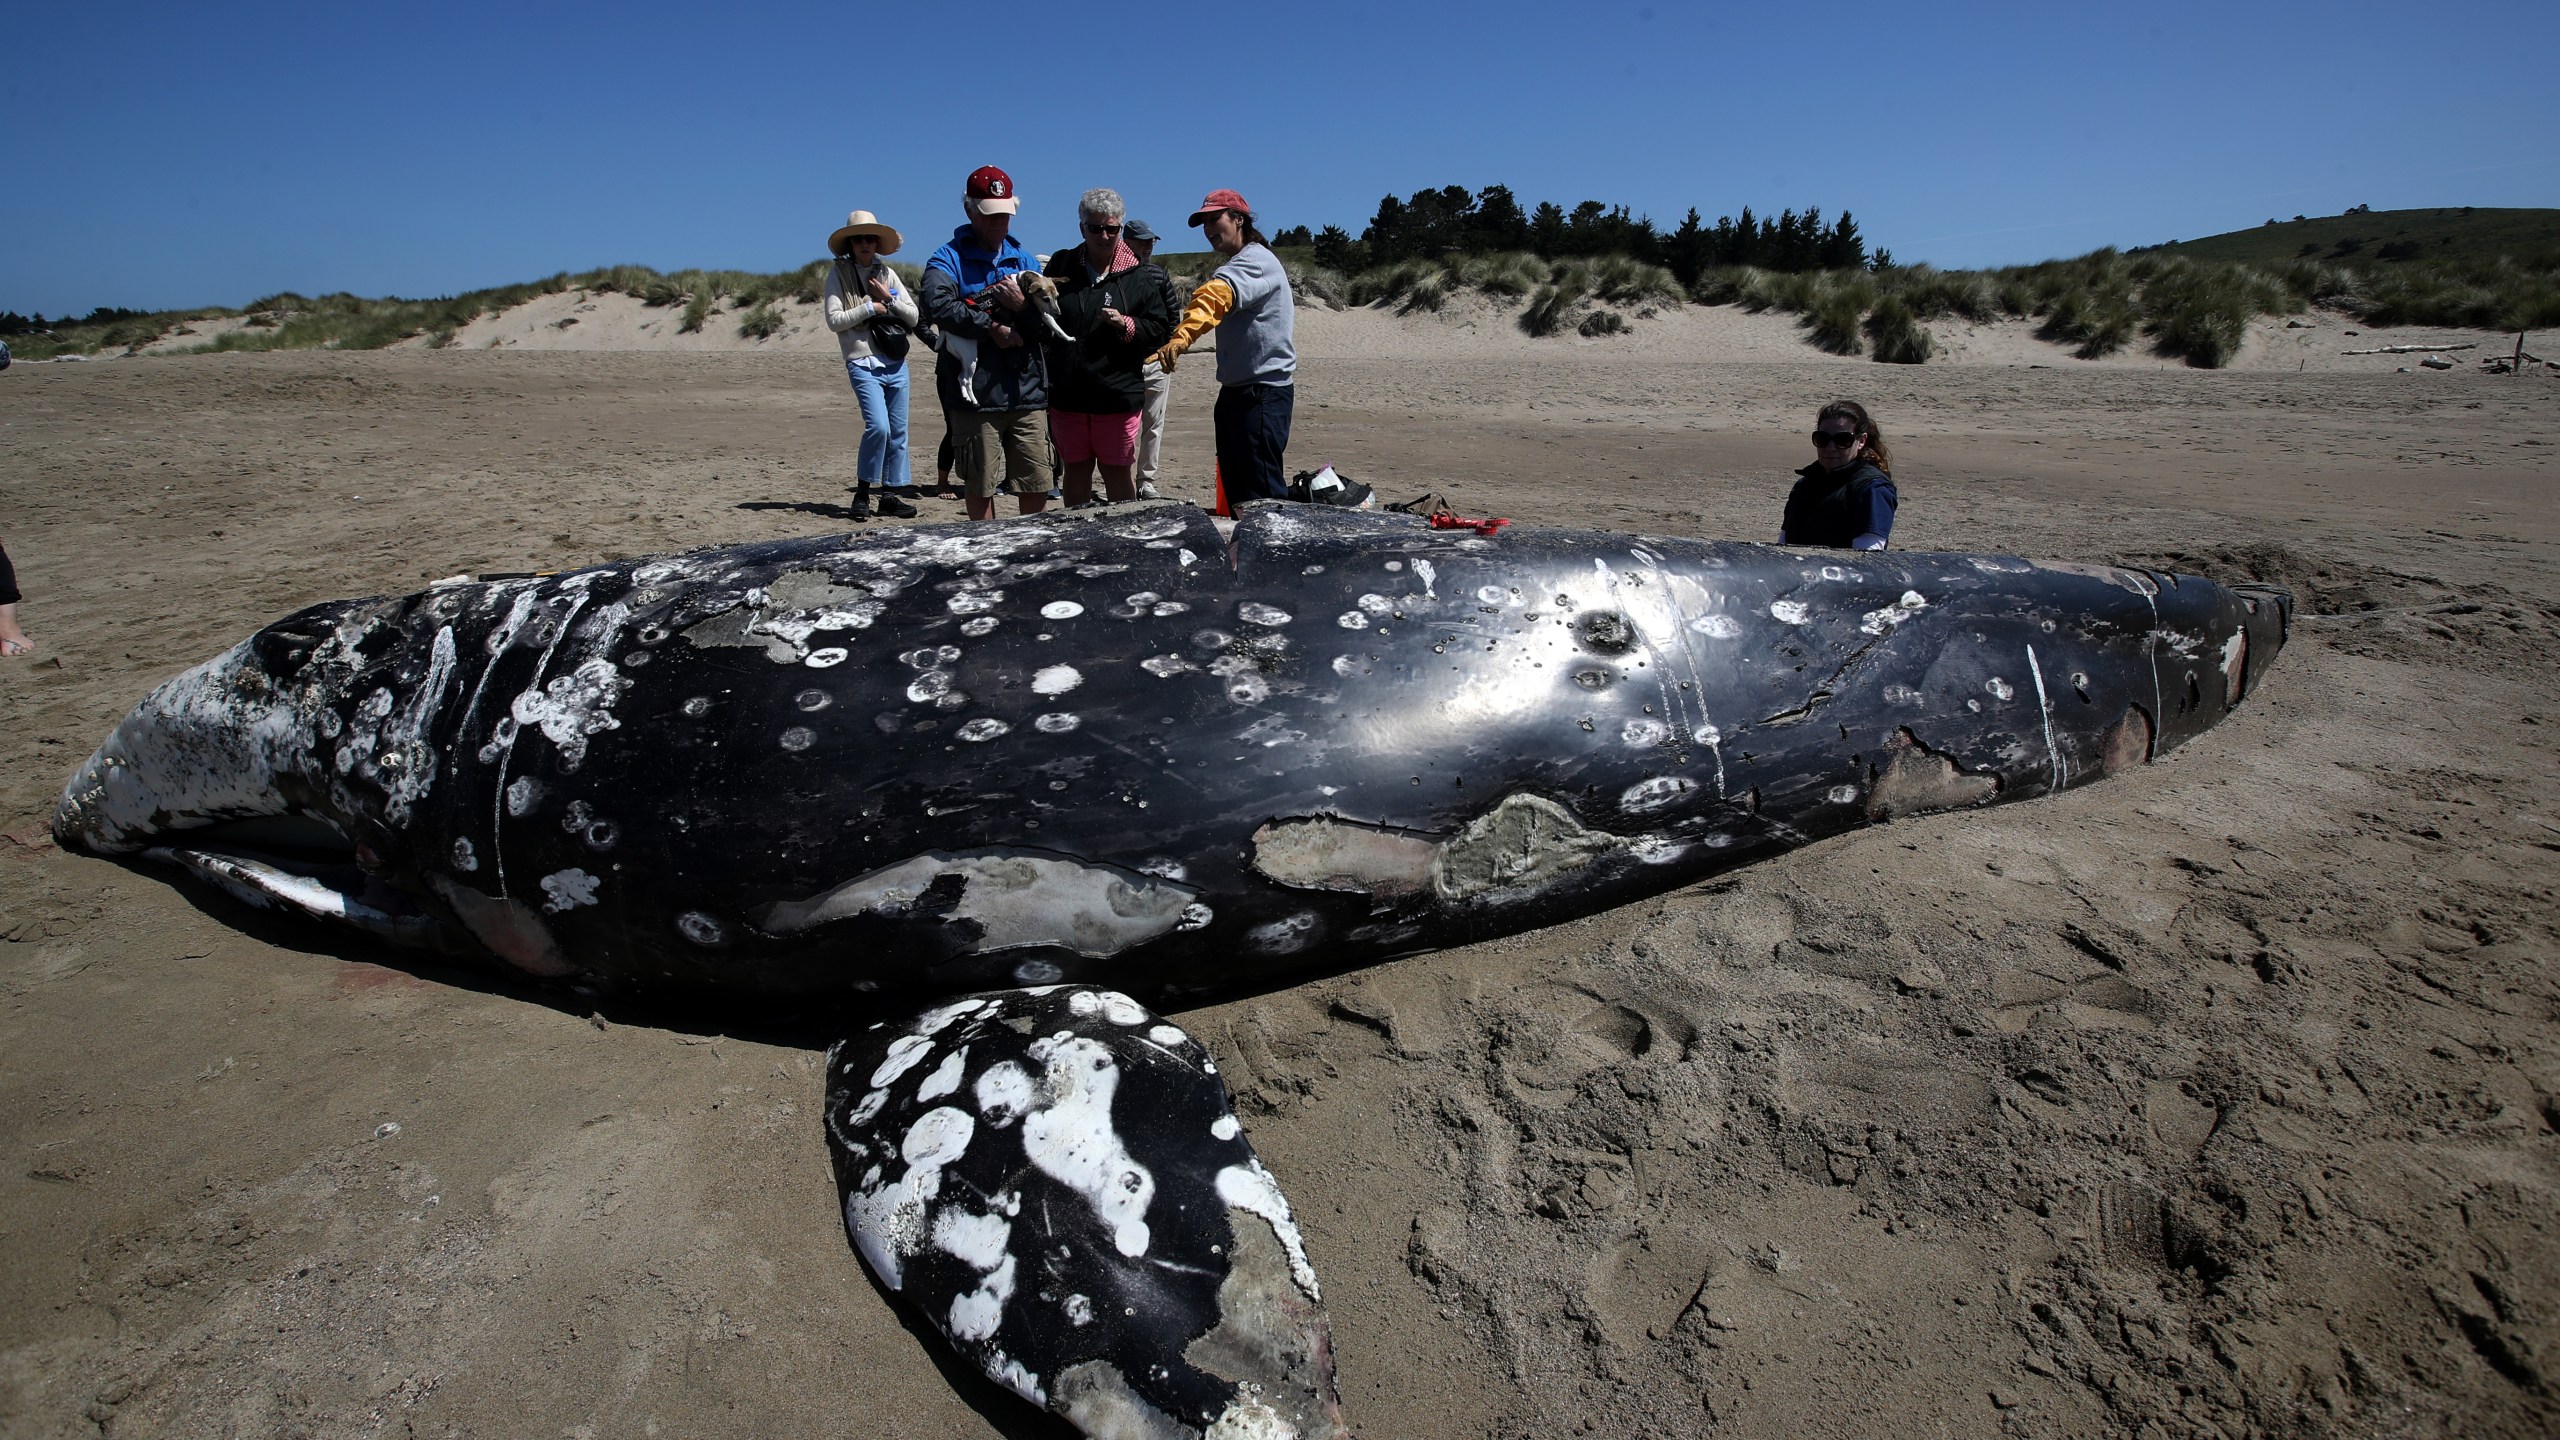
[1152, 188, 1296, 503]
[921, 165, 1055, 520]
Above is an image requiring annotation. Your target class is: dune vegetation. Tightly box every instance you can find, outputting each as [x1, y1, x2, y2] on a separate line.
[5, 200, 2550, 368]
[0, 259, 927, 360]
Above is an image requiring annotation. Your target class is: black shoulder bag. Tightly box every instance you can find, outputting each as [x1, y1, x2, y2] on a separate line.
[847, 258, 910, 362]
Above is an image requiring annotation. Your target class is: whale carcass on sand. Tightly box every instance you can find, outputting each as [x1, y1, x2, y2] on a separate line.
[52, 500, 2289, 1439]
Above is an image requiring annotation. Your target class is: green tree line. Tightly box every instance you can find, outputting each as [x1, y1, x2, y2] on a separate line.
[1276, 185, 1875, 283]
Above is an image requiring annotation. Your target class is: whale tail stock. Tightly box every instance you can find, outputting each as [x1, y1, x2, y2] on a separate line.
[827, 985, 1346, 1440]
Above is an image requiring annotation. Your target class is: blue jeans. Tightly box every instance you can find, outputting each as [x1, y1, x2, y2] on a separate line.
[846, 358, 912, 490]
[1213, 382, 1293, 502]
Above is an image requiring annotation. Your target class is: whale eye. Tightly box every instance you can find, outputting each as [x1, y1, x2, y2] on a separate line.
[1577, 611, 1636, 653]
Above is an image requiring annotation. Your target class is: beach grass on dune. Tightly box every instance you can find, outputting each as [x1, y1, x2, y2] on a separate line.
[11, 218, 2555, 367]
[2, 258, 936, 360]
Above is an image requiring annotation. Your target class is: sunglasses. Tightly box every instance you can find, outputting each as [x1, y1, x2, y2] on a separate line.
[1083, 223, 1123, 235]
[1811, 431, 1860, 447]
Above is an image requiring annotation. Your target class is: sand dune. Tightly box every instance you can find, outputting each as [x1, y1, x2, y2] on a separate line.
[95, 278, 2515, 377]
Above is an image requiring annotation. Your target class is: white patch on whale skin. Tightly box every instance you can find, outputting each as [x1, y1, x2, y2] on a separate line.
[1065, 987, 1154, 1026]
[1210, 1114, 1241, 1141]
[1768, 600, 1813, 625]
[1022, 1033, 1156, 1258]
[805, 647, 850, 667]
[914, 998, 989, 1035]
[975, 1060, 1035, 1126]
[947, 591, 1004, 615]
[1041, 601, 1085, 620]
[1215, 1157, 1322, 1301]
[1140, 654, 1197, 678]
[959, 616, 998, 637]
[872, 1034, 936, 1088]
[508, 657, 630, 772]
[1621, 717, 1670, 746]
[1237, 602, 1292, 627]
[758, 852, 1197, 958]
[1828, 784, 1862, 804]
[847, 1086, 889, 1126]
[374, 625, 459, 825]
[538, 868, 600, 913]
[1248, 912, 1321, 954]
[943, 1249, 1017, 1344]
[846, 1106, 976, 1288]
[1860, 590, 1929, 635]
[956, 718, 1011, 743]
[1062, 1293, 1094, 1326]
[504, 777, 542, 817]
[1034, 713, 1081, 734]
[1986, 677, 2016, 702]
[1148, 1024, 1188, 1048]
[1336, 612, 1369, 630]
[1689, 614, 1742, 639]
[451, 838, 478, 872]
[1031, 665, 1082, 696]
[916, 1047, 968, 1103]
[1619, 776, 1698, 814]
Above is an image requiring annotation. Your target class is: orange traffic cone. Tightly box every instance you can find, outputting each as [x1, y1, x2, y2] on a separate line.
[1213, 461, 1230, 518]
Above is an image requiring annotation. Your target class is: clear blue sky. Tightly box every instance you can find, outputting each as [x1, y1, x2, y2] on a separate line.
[4, 0, 2551, 317]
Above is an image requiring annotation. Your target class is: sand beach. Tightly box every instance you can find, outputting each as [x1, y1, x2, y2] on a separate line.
[2, 297, 2556, 1438]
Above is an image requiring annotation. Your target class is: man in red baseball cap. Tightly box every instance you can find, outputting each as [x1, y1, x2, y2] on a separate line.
[1153, 188, 1298, 503]
[921, 165, 1054, 519]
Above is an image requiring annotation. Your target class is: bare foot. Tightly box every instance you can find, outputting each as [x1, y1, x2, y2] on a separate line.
[0, 603, 31, 656]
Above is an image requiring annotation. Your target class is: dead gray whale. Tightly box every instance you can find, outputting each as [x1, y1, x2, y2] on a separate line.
[52, 501, 2288, 1438]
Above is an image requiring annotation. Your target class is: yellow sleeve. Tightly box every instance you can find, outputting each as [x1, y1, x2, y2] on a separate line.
[1153, 278, 1234, 368]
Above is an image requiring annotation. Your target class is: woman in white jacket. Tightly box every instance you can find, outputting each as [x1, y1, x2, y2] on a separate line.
[823, 210, 924, 519]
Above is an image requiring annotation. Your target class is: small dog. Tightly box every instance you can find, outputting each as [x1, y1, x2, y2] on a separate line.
[945, 271, 1071, 405]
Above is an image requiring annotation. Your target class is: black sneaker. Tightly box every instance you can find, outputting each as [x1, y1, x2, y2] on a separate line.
[847, 487, 873, 521]
[876, 488, 919, 519]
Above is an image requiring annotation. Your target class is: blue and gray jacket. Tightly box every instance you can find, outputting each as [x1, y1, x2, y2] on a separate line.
[922, 226, 1048, 413]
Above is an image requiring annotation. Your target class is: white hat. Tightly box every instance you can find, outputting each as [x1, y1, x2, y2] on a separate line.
[827, 210, 902, 256]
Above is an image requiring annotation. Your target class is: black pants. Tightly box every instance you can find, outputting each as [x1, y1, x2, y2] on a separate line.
[1214, 383, 1293, 503]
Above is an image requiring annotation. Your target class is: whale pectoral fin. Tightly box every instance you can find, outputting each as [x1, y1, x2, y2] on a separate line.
[825, 987, 1346, 1440]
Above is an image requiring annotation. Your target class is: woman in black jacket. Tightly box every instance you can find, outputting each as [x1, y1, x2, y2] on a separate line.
[1780, 399, 1899, 550]
[1042, 188, 1175, 507]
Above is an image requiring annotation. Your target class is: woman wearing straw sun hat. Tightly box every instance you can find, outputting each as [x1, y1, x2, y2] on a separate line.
[823, 209, 923, 520]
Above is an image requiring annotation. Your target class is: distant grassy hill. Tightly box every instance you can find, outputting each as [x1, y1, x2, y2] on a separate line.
[2141, 206, 2559, 269]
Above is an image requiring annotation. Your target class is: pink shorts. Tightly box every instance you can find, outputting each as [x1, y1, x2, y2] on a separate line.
[1050, 408, 1142, 468]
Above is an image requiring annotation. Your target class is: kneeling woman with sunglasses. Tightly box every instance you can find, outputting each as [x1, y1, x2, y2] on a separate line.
[1780, 400, 1898, 550]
